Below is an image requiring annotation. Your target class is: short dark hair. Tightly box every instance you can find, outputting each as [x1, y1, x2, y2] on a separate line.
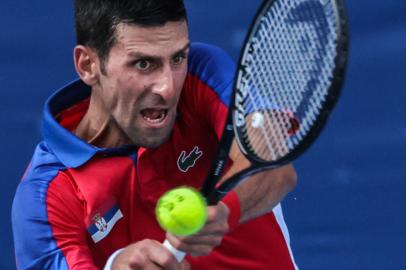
[74, 0, 187, 63]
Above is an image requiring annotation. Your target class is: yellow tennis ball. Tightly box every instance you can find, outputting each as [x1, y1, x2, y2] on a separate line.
[156, 186, 207, 236]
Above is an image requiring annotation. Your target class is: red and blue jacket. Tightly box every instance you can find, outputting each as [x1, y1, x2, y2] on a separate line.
[12, 43, 297, 270]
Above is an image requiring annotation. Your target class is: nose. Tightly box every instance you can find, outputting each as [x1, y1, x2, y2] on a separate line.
[151, 65, 176, 101]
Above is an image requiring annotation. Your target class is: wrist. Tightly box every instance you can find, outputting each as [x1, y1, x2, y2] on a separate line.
[221, 191, 241, 231]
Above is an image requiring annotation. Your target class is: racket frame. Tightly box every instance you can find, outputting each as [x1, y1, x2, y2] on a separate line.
[202, 0, 349, 205]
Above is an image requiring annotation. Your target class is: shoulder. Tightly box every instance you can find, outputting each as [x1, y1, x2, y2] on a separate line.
[12, 143, 75, 268]
[189, 42, 235, 69]
[183, 43, 235, 107]
[12, 142, 71, 218]
[188, 42, 235, 90]
[12, 141, 82, 234]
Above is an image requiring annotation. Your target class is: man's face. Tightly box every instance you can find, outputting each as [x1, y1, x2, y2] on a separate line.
[94, 20, 189, 148]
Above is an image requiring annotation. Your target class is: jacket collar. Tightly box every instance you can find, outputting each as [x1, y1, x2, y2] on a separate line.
[42, 79, 135, 168]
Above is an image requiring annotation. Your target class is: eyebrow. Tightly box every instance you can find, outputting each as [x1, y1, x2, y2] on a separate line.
[128, 42, 191, 59]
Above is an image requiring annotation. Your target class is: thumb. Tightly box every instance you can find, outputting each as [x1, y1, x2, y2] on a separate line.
[180, 259, 191, 270]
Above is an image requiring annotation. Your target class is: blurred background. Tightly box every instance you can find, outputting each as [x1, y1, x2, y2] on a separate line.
[1, 0, 405, 269]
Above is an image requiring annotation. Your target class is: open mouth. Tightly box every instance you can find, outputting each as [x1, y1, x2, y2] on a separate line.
[141, 108, 168, 125]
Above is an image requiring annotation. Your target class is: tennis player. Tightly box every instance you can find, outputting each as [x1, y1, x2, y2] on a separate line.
[12, 0, 298, 269]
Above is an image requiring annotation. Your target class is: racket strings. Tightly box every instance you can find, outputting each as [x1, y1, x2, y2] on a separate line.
[236, 0, 339, 162]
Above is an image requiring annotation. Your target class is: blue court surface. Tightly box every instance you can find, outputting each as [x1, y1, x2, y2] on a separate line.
[1, 0, 405, 269]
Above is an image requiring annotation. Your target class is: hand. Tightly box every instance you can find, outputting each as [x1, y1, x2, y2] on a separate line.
[165, 202, 230, 257]
[112, 239, 190, 270]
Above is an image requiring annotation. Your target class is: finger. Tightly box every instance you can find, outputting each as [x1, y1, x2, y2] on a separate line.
[195, 222, 228, 236]
[186, 244, 215, 257]
[205, 203, 229, 224]
[168, 233, 222, 247]
[166, 242, 214, 257]
[166, 234, 221, 257]
[145, 241, 181, 270]
[133, 263, 161, 270]
[117, 240, 181, 270]
[184, 216, 228, 239]
[180, 260, 191, 270]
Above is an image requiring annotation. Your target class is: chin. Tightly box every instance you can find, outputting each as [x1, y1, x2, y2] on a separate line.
[130, 129, 172, 149]
[127, 115, 176, 148]
[141, 138, 168, 149]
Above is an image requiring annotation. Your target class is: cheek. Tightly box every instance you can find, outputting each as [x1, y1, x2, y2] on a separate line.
[99, 76, 139, 114]
[174, 69, 188, 95]
[115, 75, 142, 98]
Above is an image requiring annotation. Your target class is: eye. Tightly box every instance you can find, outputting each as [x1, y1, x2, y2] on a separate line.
[172, 54, 186, 65]
[134, 59, 152, 70]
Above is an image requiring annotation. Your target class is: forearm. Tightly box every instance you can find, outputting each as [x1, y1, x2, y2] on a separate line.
[233, 164, 297, 223]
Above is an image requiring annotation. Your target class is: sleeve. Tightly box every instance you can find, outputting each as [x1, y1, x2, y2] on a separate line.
[12, 171, 98, 270]
[185, 42, 236, 140]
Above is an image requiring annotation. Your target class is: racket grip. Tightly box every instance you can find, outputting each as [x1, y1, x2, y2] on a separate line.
[163, 239, 186, 262]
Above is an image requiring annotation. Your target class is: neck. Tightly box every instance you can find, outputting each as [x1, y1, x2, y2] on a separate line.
[74, 94, 132, 148]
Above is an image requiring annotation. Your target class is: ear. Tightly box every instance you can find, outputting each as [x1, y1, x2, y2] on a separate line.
[73, 45, 101, 85]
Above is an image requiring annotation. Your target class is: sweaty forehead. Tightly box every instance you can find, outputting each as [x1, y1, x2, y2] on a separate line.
[114, 21, 189, 55]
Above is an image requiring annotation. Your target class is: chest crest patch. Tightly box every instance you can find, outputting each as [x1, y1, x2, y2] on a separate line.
[177, 146, 203, 172]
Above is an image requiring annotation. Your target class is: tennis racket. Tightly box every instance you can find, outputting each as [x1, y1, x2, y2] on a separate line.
[165, 0, 349, 261]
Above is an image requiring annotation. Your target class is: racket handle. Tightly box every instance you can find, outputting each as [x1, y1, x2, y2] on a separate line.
[163, 239, 186, 262]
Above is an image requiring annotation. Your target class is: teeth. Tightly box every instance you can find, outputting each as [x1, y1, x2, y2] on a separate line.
[142, 110, 167, 123]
